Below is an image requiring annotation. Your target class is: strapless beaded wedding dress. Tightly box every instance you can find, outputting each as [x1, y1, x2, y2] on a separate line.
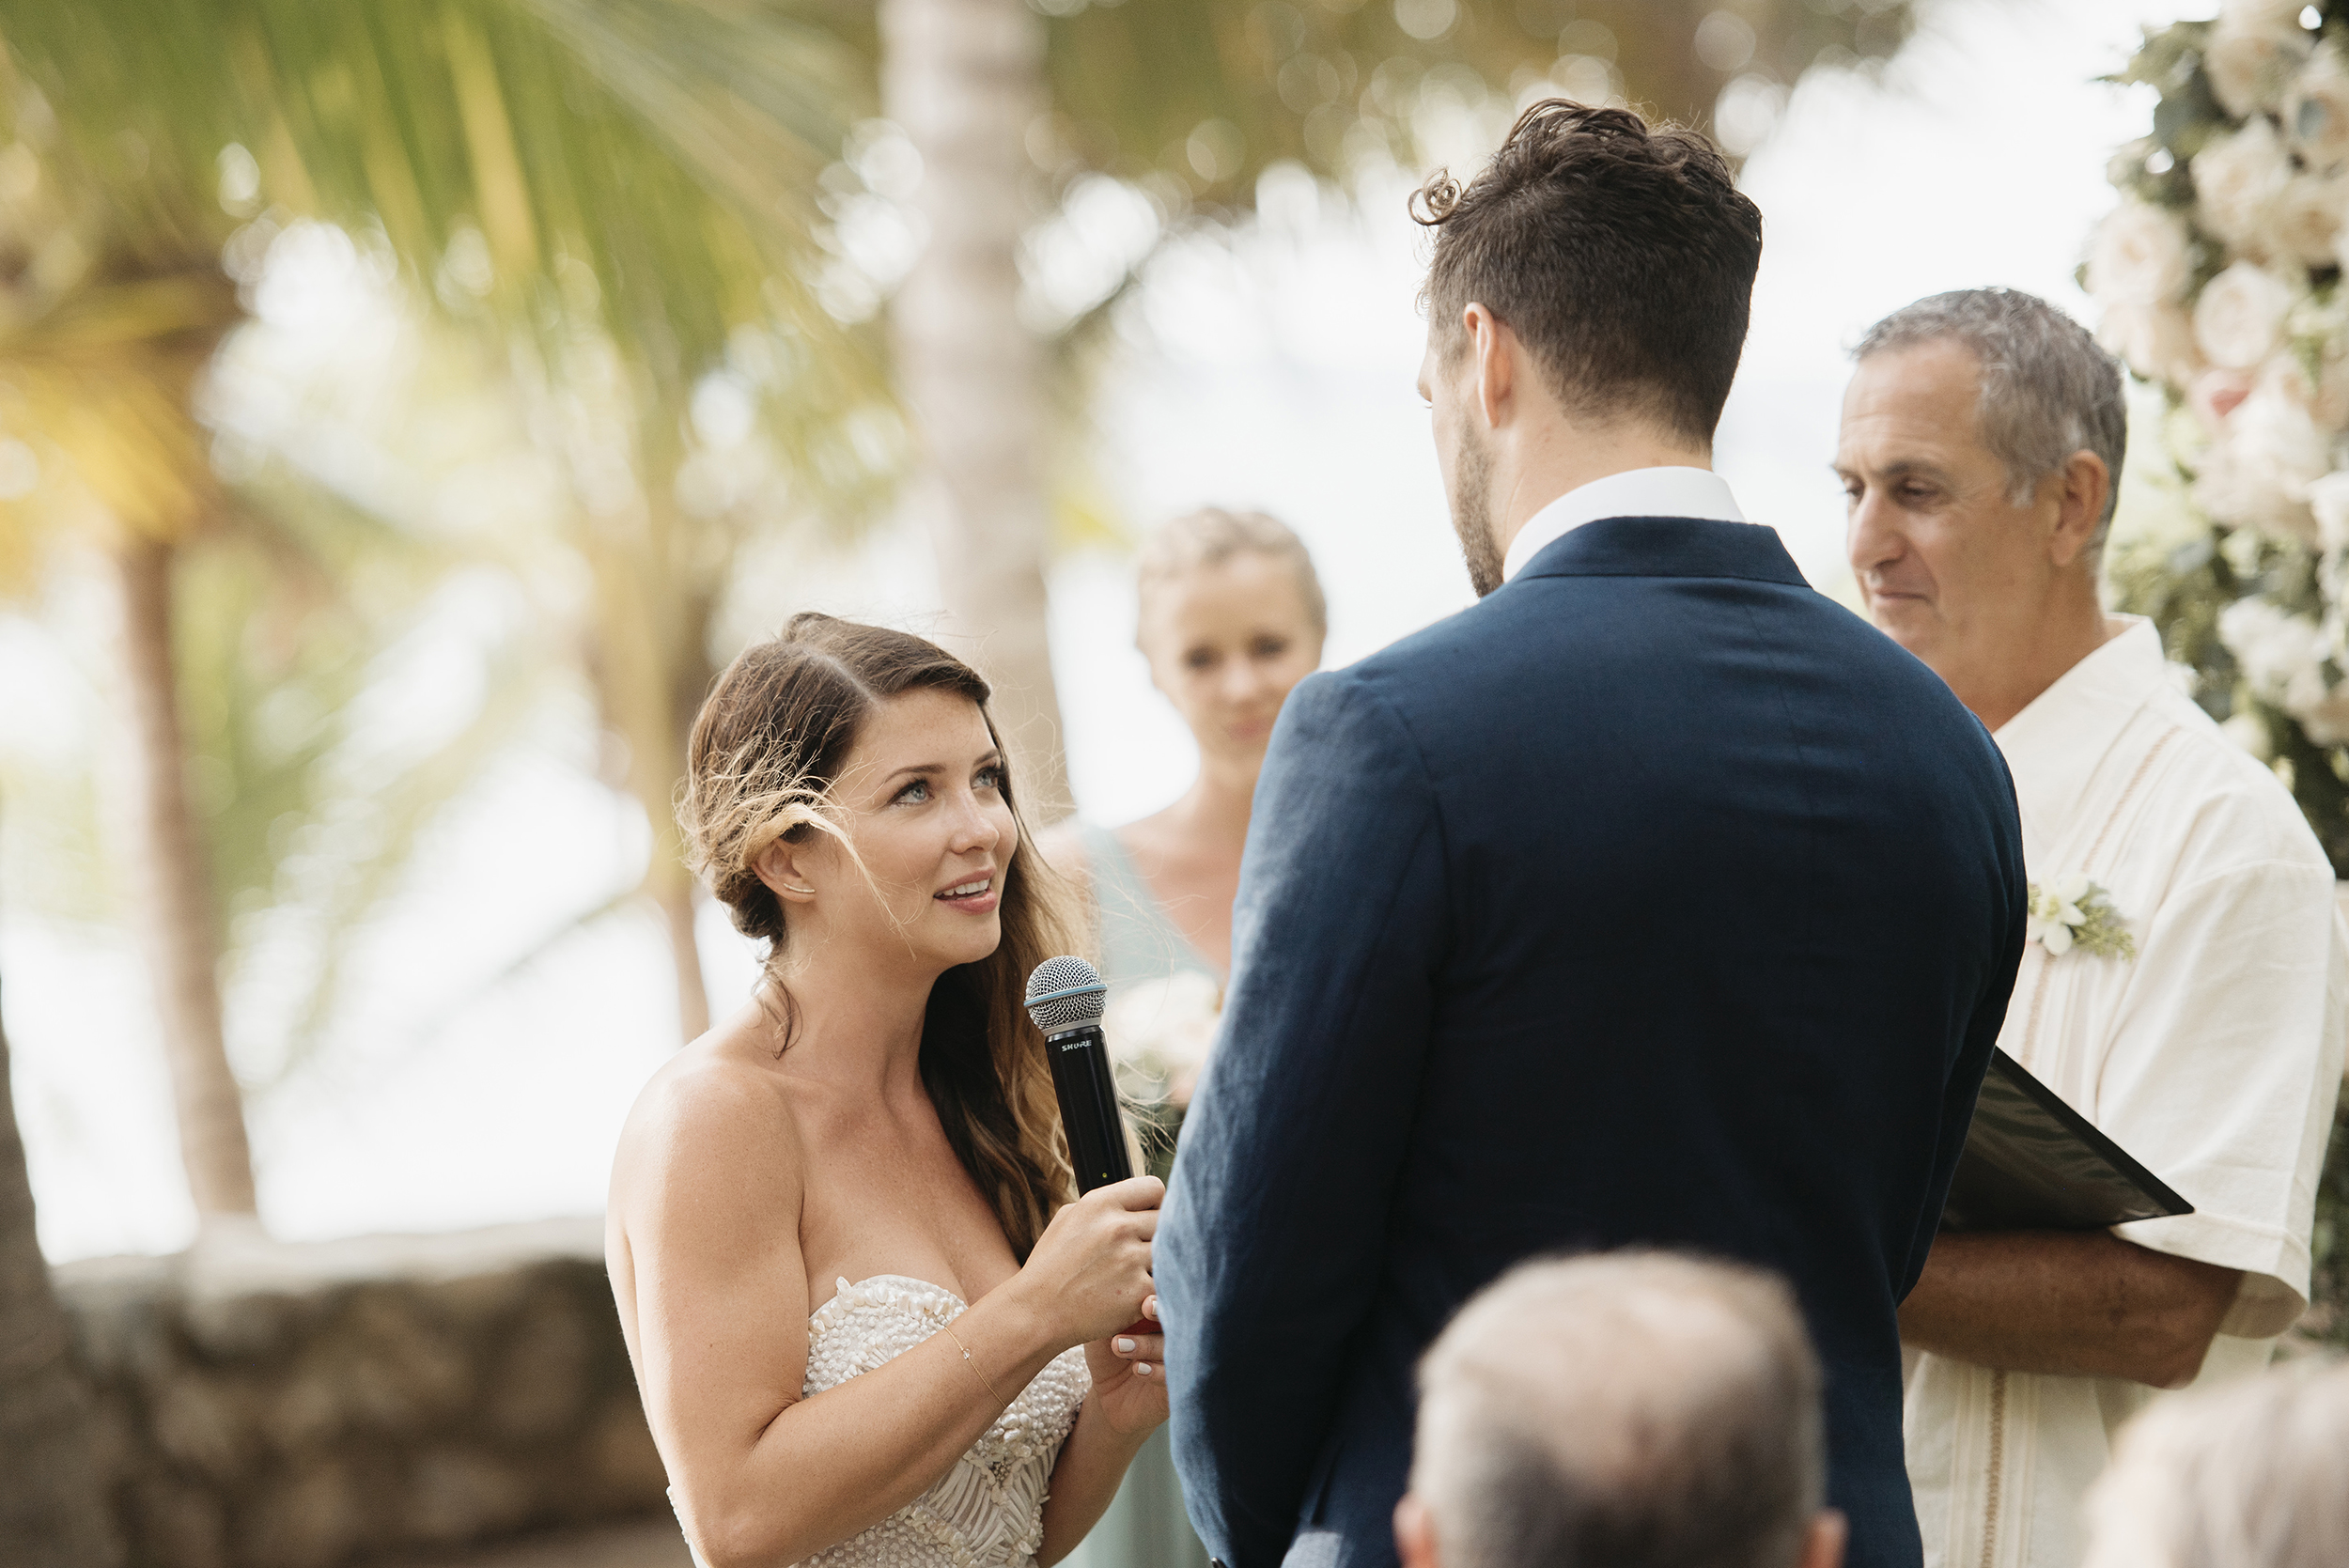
[678, 1274, 1093, 1568]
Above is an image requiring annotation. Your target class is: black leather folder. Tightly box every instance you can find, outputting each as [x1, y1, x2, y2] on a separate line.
[1940, 1048, 2194, 1232]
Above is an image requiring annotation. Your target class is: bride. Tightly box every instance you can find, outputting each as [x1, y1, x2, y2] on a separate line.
[606, 613, 1169, 1568]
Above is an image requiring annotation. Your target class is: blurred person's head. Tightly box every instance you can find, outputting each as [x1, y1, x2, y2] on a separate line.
[1134, 507, 1326, 784]
[680, 612, 1075, 1250]
[1838, 288, 2124, 727]
[2082, 1357, 2349, 1568]
[1398, 1252, 1845, 1568]
[1412, 101, 1763, 595]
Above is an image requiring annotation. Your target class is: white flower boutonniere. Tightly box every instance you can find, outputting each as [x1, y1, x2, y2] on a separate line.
[2027, 875, 2138, 959]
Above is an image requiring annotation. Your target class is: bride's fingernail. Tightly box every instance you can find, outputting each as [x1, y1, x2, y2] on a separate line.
[1114, 1337, 1136, 1353]
[1136, 1363, 1153, 1376]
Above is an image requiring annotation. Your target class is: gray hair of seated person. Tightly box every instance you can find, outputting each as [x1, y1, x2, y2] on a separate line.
[1412, 1251, 1825, 1568]
[2082, 1357, 2349, 1568]
[1135, 507, 1328, 643]
[1854, 287, 2127, 552]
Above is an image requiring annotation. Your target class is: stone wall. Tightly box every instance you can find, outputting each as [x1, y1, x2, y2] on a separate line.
[52, 1218, 669, 1568]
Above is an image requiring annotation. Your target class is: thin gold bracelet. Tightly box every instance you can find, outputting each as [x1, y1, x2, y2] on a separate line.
[942, 1322, 1008, 1407]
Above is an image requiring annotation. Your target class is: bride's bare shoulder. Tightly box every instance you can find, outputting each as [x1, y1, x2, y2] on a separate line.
[613, 1022, 805, 1196]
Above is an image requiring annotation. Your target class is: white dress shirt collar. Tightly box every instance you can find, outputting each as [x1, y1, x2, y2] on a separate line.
[1500, 466, 1748, 583]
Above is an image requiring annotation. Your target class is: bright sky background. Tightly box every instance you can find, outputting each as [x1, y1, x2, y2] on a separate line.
[5, 0, 2204, 1262]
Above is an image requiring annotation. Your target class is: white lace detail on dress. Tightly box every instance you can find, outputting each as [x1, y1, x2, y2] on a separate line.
[678, 1274, 1091, 1568]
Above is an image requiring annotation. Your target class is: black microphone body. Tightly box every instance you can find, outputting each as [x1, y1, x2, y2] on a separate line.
[1043, 1019, 1134, 1193]
[1025, 955, 1156, 1341]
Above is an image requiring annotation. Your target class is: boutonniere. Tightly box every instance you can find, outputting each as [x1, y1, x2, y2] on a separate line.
[2027, 875, 2137, 959]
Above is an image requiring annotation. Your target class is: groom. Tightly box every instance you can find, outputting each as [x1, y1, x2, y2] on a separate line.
[1157, 102, 2026, 1568]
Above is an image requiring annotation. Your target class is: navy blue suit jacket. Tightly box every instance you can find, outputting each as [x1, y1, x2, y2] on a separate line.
[1158, 518, 2025, 1568]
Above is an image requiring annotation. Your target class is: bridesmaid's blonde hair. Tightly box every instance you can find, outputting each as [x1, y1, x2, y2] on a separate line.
[1136, 507, 1327, 641]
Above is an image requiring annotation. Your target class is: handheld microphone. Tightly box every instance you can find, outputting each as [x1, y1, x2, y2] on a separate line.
[1025, 955, 1155, 1342]
[1023, 956, 1133, 1192]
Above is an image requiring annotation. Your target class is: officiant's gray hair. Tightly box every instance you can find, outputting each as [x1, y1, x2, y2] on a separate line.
[1412, 1252, 1825, 1568]
[1855, 287, 2126, 551]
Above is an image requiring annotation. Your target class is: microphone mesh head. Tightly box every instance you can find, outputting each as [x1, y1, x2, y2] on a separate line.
[1025, 955, 1107, 1031]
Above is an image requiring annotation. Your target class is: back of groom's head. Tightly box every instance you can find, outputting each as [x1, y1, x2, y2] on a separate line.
[1414, 101, 1761, 446]
[1399, 1252, 1844, 1568]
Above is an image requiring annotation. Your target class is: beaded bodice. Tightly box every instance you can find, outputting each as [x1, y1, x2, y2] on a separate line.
[683, 1274, 1091, 1568]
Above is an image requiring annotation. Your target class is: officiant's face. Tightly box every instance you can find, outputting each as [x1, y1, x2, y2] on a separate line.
[1838, 340, 2056, 674]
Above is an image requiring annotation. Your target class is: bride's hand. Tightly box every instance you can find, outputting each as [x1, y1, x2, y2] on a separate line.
[1084, 1294, 1169, 1436]
[1015, 1174, 1161, 1346]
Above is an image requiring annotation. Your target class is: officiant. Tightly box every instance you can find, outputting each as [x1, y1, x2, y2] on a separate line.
[1835, 287, 2349, 1568]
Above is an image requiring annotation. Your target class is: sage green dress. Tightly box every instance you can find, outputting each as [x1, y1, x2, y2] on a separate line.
[1063, 823, 1214, 1568]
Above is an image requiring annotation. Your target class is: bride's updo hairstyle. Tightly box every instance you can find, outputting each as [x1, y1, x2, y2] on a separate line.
[681, 612, 1078, 1255]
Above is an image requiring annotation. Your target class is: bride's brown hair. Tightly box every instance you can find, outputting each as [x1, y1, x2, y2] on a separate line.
[679, 613, 1078, 1255]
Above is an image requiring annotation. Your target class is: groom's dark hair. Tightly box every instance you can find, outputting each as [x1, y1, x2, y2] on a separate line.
[1414, 101, 1761, 446]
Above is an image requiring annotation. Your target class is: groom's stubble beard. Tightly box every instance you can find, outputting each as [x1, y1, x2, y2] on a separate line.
[1447, 413, 1504, 598]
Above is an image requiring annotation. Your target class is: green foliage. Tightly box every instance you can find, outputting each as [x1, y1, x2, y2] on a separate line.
[1038, 0, 1919, 214]
[0, 0, 878, 418]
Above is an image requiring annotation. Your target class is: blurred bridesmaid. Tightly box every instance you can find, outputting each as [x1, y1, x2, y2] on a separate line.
[1041, 506, 1326, 1568]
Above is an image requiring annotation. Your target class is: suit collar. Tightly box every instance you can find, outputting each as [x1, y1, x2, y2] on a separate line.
[1510, 515, 1809, 586]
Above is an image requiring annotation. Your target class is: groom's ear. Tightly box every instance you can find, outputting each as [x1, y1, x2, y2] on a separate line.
[1394, 1493, 1441, 1568]
[1463, 302, 1515, 429]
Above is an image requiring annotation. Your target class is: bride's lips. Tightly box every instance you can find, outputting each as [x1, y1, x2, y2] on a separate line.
[933, 874, 999, 915]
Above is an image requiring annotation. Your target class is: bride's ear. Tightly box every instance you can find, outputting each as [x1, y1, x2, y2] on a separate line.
[754, 840, 819, 904]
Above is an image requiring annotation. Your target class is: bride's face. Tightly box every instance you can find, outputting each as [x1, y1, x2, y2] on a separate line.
[1141, 551, 1324, 770]
[771, 688, 1017, 975]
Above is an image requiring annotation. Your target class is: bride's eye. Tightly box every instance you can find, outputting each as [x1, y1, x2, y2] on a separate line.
[974, 765, 1003, 794]
[893, 778, 931, 805]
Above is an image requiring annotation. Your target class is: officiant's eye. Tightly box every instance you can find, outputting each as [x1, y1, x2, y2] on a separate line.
[1249, 634, 1290, 660]
[1184, 645, 1220, 672]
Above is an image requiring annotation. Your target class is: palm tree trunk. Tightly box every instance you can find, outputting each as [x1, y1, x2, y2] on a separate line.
[880, 0, 1074, 823]
[114, 536, 257, 1220]
[653, 877, 711, 1042]
[0, 971, 125, 1564]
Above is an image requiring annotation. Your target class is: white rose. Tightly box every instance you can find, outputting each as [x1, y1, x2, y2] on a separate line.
[2308, 469, 2349, 553]
[2193, 261, 2297, 368]
[2086, 201, 2193, 305]
[2288, 42, 2349, 173]
[2099, 299, 2202, 385]
[2272, 173, 2349, 264]
[2192, 381, 2329, 540]
[2194, 117, 2294, 257]
[2207, 6, 2314, 119]
[2221, 0, 2310, 26]
[2297, 682, 2349, 744]
[2220, 597, 2333, 713]
[2189, 365, 2257, 430]
[2221, 709, 2278, 758]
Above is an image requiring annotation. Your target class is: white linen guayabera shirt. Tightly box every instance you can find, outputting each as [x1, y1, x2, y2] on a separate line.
[1903, 616, 2349, 1568]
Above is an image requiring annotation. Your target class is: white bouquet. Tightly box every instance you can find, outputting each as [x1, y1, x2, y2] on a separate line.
[1101, 971, 1223, 1110]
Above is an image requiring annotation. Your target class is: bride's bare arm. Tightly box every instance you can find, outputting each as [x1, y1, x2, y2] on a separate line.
[612, 1063, 1159, 1568]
